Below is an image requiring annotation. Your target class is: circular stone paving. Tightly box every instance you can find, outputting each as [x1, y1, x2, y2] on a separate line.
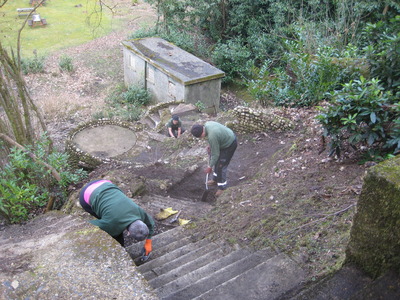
[72, 125, 137, 158]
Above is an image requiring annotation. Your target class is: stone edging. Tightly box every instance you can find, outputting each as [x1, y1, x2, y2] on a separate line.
[226, 106, 295, 133]
[65, 118, 144, 170]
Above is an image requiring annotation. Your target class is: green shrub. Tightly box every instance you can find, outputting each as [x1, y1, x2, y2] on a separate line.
[123, 85, 151, 106]
[130, 26, 211, 59]
[361, 16, 400, 94]
[248, 42, 363, 107]
[21, 54, 45, 74]
[129, 26, 159, 39]
[0, 138, 87, 223]
[58, 55, 74, 72]
[106, 84, 150, 107]
[316, 76, 399, 157]
[92, 110, 114, 120]
[103, 85, 147, 121]
[0, 179, 46, 224]
[212, 39, 254, 83]
[194, 101, 205, 112]
[118, 103, 143, 122]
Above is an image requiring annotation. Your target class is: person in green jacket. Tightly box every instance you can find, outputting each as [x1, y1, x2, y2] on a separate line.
[166, 115, 185, 138]
[191, 121, 237, 197]
[79, 180, 155, 256]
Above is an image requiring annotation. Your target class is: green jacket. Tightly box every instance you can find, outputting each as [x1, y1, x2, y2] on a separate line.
[89, 183, 155, 238]
[167, 118, 182, 130]
[205, 121, 236, 167]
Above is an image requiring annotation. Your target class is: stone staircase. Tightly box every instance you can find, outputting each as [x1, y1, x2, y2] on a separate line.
[142, 108, 164, 130]
[126, 194, 400, 300]
[126, 225, 306, 300]
[140, 103, 200, 132]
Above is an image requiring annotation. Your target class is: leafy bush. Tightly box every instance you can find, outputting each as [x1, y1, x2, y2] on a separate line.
[118, 103, 143, 122]
[123, 85, 151, 106]
[316, 76, 399, 157]
[58, 55, 74, 72]
[130, 25, 211, 60]
[248, 42, 363, 107]
[361, 16, 400, 94]
[212, 39, 254, 83]
[21, 54, 45, 74]
[194, 101, 205, 112]
[0, 178, 46, 224]
[102, 85, 148, 122]
[106, 84, 150, 107]
[0, 138, 87, 223]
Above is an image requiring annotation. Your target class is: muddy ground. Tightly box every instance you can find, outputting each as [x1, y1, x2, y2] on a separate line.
[1, 0, 372, 282]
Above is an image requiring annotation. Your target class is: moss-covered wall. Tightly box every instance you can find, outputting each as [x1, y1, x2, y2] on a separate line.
[346, 155, 400, 278]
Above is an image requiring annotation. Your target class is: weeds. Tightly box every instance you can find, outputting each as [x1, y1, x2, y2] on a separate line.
[58, 55, 74, 72]
[97, 84, 150, 122]
[21, 54, 45, 74]
[194, 101, 205, 112]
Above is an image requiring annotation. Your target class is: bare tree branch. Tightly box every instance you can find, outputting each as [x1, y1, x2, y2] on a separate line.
[16, 0, 45, 65]
[0, 0, 8, 9]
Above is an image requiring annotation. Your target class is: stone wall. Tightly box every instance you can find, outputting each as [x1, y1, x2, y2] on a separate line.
[346, 155, 400, 278]
[226, 106, 294, 133]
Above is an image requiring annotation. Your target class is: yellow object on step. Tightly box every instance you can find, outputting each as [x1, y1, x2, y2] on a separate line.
[178, 218, 190, 226]
[155, 207, 178, 220]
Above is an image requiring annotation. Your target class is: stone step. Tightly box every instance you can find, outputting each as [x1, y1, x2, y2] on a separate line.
[138, 194, 213, 221]
[159, 248, 276, 300]
[168, 104, 179, 112]
[149, 113, 161, 126]
[289, 263, 400, 300]
[138, 236, 195, 273]
[156, 247, 267, 299]
[194, 253, 306, 300]
[141, 116, 156, 129]
[289, 264, 371, 300]
[351, 270, 400, 300]
[149, 246, 225, 288]
[125, 226, 185, 259]
[142, 238, 211, 280]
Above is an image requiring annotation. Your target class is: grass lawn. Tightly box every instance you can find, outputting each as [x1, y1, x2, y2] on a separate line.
[0, 0, 119, 58]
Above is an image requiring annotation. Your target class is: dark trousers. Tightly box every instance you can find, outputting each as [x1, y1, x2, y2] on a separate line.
[213, 138, 237, 190]
[79, 180, 125, 246]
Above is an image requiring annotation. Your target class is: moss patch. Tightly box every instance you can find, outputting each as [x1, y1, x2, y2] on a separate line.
[346, 155, 400, 278]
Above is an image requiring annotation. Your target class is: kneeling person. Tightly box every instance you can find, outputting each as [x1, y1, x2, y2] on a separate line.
[79, 180, 154, 256]
[166, 115, 185, 138]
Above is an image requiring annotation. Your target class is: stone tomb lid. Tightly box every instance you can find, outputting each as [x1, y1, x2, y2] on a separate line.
[122, 37, 225, 85]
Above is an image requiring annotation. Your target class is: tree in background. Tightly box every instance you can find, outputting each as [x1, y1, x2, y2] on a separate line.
[0, 44, 48, 147]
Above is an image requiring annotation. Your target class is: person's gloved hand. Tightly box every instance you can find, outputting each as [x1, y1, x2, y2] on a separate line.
[204, 166, 212, 174]
[144, 239, 152, 256]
